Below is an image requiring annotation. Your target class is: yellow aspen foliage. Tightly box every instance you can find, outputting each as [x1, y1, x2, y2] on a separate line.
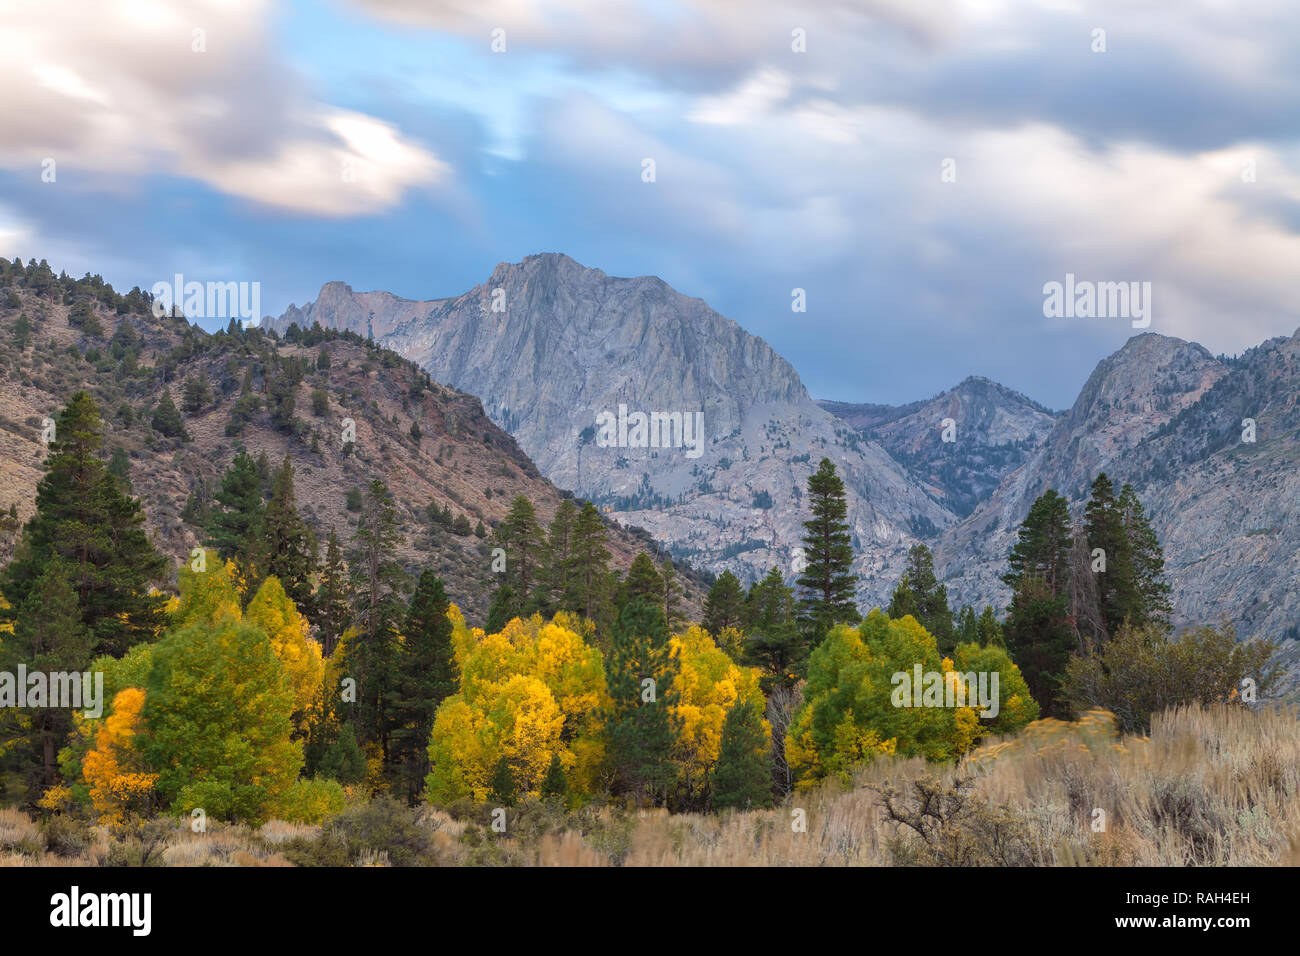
[446, 602, 482, 672]
[172, 552, 243, 628]
[425, 613, 608, 802]
[81, 688, 158, 826]
[426, 674, 567, 802]
[669, 626, 768, 796]
[245, 575, 326, 736]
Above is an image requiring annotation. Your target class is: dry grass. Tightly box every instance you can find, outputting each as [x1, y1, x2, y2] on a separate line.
[2, 704, 1295, 866]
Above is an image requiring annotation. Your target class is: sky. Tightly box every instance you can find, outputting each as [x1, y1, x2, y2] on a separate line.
[1, 0, 1298, 409]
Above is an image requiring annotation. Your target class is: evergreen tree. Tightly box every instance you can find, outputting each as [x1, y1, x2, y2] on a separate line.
[742, 568, 806, 692]
[1003, 488, 1073, 596]
[150, 393, 189, 440]
[540, 498, 577, 613]
[347, 479, 408, 764]
[797, 458, 858, 639]
[259, 455, 316, 612]
[712, 698, 773, 812]
[491, 496, 544, 622]
[888, 544, 955, 652]
[206, 450, 265, 569]
[1116, 483, 1172, 631]
[1083, 473, 1133, 637]
[0, 392, 167, 657]
[391, 571, 456, 803]
[540, 753, 568, 804]
[659, 558, 684, 630]
[488, 756, 517, 807]
[621, 553, 663, 610]
[604, 599, 678, 806]
[314, 529, 351, 657]
[569, 503, 611, 623]
[2, 561, 93, 795]
[106, 446, 131, 488]
[1002, 489, 1075, 716]
[702, 570, 746, 639]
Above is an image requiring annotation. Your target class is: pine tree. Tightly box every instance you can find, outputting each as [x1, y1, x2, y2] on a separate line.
[314, 529, 351, 657]
[742, 568, 806, 692]
[150, 393, 189, 440]
[621, 553, 663, 611]
[3, 561, 93, 795]
[797, 458, 858, 639]
[488, 756, 517, 807]
[0, 392, 167, 657]
[604, 599, 678, 806]
[347, 479, 408, 764]
[1116, 483, 1172, 631]
[702, 570, 746, 639]
[540, 498, 577, 614]
[712, 698, 773, 812]
[569, 503, 611, 623]
[106, 447, 131, 488]
[391, 570, 455, 803]
[888, 544, 955, 652]
[540, 753, 568, 804]
[1003, 488, 1073, 596]
[1002, 489, 1075, 716]
[206, 450, 265, 569]
[491, 496, 544, 622]
[1083, 473, 1133, 637]
[259, 455, 316, 612]
[659, 558, 684, 630]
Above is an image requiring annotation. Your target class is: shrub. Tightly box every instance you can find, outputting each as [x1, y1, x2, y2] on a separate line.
[1062, 621, 1278, 733]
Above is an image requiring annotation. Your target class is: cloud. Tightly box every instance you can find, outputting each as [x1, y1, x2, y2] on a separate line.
[0, 0, 446, 215]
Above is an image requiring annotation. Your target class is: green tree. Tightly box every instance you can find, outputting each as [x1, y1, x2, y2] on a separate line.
[142, 618, 302, 824]
[797, 458, 858, 639]
[488, 756, 517, 807]
[392, 571, 456, 803]
[259, 455, 316, 612]
[150, 393, 189, 440]
[539, 498, 577, 614]
[621, 553, 663, 610]
[742, 568, 806, 692]
[206, 450, 265, 569]
[2, 561, 93, 795]
[540, 752, 568, 804]
[569, 503, 611, 625]
[1062, 621, 1276, 733]
[347, 479, 408, 763]
[659, 558, 684, 631]
[491, 496, 544, 622]
[711, 698, 773, 812]
[1116, 483, 1172, 631]
[604, 599, 678, 806]
[888, 544, 955, 653]
[0, 392, 167, 657]
[702, 570, 746, 639]
[313, 529, 351, 658]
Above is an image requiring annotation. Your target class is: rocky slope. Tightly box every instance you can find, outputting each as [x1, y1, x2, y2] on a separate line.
[820, 376, 1057, 517]
[935, 331, 1300, 650]
[0, 279, 704, 623]
[268, 253, 958, 606]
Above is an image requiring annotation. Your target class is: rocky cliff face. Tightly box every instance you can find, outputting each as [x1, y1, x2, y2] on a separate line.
[270, 254, 957, 606]
[936, 331, 1300, 651]
[820, 376, 1057, 518]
